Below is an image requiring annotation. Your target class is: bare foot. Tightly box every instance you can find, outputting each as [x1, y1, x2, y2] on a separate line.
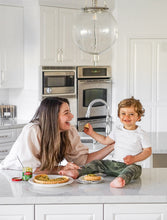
[110, 177, 125, 188]
[58, 169, 79, 179]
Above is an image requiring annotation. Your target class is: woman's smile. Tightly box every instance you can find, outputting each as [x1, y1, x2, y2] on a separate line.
[58, 102, 74, 131]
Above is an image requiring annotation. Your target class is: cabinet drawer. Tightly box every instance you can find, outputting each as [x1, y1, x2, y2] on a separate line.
[36, 204, 103, 220]
[0, 142, 13, 160]
[0, 129, 17, 143]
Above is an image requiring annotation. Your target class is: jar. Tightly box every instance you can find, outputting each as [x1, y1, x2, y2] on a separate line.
[22, 167, 32, 181]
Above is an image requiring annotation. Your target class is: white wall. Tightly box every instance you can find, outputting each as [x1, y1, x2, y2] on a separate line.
[0, 90, 9, 105]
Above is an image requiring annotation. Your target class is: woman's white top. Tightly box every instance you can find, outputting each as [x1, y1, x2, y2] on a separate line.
[0, 123, 89, 171]
[109, 125, 151, 165]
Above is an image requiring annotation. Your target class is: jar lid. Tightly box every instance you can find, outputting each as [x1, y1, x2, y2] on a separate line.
[12, 177, 22, 181]
[23, 167, 32, 172]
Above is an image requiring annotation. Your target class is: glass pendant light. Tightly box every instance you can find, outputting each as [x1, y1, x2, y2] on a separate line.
[73, 0, 118, 55]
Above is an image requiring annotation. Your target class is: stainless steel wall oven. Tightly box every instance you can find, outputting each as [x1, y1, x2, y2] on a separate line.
[77, 66, 112, 132]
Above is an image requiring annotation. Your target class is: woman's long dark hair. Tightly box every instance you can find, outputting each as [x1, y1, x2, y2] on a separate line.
[30, 97, 72, 171]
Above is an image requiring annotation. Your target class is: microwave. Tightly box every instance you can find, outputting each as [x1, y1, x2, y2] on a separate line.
[42, 66, 76, 97]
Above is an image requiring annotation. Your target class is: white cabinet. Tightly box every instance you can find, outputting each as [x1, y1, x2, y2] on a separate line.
[104, 204, 167, 220]
[0, 5, 23, 88]
[36, 204, 103, 220]
[0, 127, 23, 161]
[0, 203, 167, 220]
[40, 6, 78, 66]
[0, 141, 15, 161]
[40, 6, 112, 66]
[0, 205, 34, 220]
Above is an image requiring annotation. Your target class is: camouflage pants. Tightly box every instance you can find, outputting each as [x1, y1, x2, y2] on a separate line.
[78, 160, 142, 185]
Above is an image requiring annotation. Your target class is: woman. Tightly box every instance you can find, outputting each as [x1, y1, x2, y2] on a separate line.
[0, 97, 114, 174]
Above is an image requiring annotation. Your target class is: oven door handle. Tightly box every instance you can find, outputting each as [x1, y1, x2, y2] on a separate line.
[78, 79, 111, 83]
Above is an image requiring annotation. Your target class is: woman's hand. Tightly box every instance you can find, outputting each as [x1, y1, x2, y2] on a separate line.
[61, 162, 81, 171]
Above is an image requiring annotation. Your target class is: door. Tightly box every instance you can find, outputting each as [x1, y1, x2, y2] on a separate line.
[129, 38, 167, 152]
[78, 79, 112, 118]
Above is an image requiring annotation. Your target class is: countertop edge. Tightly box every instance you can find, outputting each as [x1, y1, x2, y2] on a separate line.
[0, 196, 167, 205]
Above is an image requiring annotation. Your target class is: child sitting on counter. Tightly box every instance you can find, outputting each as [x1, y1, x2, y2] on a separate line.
[59, 97, 152, 188]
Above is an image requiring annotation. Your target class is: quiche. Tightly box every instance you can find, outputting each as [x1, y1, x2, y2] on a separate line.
[33, 174, 69, 184]
[83, 174, 101, 181]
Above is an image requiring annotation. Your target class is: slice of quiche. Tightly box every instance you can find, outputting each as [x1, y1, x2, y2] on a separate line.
[83, 174, 101, 181]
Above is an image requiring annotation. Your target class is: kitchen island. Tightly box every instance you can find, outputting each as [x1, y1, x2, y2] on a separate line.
[0, 168, 167, 219]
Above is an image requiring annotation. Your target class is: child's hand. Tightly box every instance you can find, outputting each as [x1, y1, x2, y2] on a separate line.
[123, 155, 135, 165]
[83, 123, 93, 136]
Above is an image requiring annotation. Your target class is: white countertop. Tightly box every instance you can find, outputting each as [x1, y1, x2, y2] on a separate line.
[0, 168, 167, 205]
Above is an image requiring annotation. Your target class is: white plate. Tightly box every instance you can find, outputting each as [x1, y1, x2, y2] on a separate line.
[76, 175, 104, 184]
[28, 175, 74, 188]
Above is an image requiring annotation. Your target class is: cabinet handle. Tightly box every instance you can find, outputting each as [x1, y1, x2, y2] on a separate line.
[0, 52, 6, 85]
[1, 70, 5, 83]
[0, 71, 2, 87]
[0, 135, 9, 139]
[57, 49, 61, 62]
[0, 54, 2, 86]
[60, 49, 63, 63]
[0, 149, 8, 153]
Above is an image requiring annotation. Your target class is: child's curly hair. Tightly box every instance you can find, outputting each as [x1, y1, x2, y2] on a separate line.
[118, 97, 145, 121]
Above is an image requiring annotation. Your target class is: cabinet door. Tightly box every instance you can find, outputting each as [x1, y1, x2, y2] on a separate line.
[0, 129, 18, 144]
[59, 8, 78, 65]
[40, 6, 59, 65]
[0, 5, 23, 88]
[36, 204, 103, 220]
[40, 7, 78, 65]
[0, 205, 34, 220]
[0, 142, 13, 161]
[0, 127, 23, 161]
[104, 204, 167, 220]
